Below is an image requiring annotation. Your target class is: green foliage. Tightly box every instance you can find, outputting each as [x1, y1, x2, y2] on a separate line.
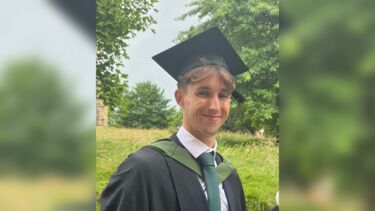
[108, 87, 129, 127]
[96, 127, 279, 211]
[167, 107, 183, 131]
[281, 0, 375, 205]
[96, 0, 158, 110]
[121, 82, 172, 129]
[177, 0, 279, 135]
[0, 59, 94, 175]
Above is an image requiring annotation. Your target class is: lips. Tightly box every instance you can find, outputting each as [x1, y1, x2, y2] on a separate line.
[202, 114, 222, 120]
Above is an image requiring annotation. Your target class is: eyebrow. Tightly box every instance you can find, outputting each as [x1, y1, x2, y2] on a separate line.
[196, 86, 210, 91]
[196, 86, 229, 93]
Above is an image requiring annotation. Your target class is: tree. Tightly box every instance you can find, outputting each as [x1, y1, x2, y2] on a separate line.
[121, 82, 172, 129]
[281, 0, 375, 208]
[167, 107, 183, 131]
[177, 0, 279, 135]
[0, 59, 94, 175]
[96, 0, 158, 110]
[108, 87, 129, 127]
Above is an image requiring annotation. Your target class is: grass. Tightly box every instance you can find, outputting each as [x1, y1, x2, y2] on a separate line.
[0, 176, 92, 211]
[96, 127, 279, 210]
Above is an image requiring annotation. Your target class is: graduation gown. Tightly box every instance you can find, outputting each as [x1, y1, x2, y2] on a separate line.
[100, 134, 247, 211]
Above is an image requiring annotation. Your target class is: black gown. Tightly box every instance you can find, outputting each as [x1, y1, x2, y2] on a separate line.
[100, 134, 247, 211]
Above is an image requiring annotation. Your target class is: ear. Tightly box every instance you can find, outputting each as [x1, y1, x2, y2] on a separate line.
[175, 89, 184, 108]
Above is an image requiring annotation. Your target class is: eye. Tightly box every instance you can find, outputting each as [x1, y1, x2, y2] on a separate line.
[219, 93, 230, 99]
[197, 90, 210, 97]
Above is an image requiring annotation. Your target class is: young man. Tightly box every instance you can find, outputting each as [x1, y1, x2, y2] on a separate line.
[100, 27, 248, 211]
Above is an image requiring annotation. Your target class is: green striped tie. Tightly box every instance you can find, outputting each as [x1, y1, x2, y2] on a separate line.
[198, 152, 221, 211]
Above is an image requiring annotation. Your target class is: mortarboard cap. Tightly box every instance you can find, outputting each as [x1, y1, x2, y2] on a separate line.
[152, 26, 248, 103]
[51, 0, 96, 40]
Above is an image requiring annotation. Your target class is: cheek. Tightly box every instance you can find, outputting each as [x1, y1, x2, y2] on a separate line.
[222, 103, 230, 116]
[222, 101, 230, 110]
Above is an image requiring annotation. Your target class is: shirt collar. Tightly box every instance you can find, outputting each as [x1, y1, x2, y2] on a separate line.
[176, 126, 217, 158]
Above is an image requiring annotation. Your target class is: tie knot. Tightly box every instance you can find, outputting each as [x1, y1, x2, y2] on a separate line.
[198, 152, 215, 167]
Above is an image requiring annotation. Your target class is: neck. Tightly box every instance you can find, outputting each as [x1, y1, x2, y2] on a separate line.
[201, 136, 216, 148]
[182, 126, 216, 148]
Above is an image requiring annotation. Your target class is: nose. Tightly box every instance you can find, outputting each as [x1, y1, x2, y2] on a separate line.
[207, 96, 220, 111]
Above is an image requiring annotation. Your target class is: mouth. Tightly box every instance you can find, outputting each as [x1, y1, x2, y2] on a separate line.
[202, 114, 222, 120]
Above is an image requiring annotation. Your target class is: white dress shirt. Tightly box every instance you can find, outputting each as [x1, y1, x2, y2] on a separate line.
[177, 127, 229, 211]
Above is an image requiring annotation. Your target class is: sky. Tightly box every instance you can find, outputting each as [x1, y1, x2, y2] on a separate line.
[124, 0, 199, 108]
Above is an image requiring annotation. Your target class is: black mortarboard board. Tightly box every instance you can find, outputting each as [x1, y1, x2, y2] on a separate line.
[152, 26, 248, 103]
[51, 0, 96, 40]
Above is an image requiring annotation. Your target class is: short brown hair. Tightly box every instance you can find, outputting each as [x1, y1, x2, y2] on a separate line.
[177, 65, 236, 92]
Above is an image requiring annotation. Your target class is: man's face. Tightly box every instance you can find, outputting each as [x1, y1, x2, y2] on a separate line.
[176, 71, 231, 140]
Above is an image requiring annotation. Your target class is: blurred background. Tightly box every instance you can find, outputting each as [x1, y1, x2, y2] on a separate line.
[2, 0, 375, 210]
[0, 0, 95, 210]
[281, 0, 375, 210]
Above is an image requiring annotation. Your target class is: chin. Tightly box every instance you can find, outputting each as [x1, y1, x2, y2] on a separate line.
[202, 128, 220, 136]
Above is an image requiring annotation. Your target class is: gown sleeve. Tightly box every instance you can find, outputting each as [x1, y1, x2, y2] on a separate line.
[100, 154, 149, 211]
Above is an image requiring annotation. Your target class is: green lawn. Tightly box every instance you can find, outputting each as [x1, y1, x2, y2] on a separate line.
[96, 127, 279, 210]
